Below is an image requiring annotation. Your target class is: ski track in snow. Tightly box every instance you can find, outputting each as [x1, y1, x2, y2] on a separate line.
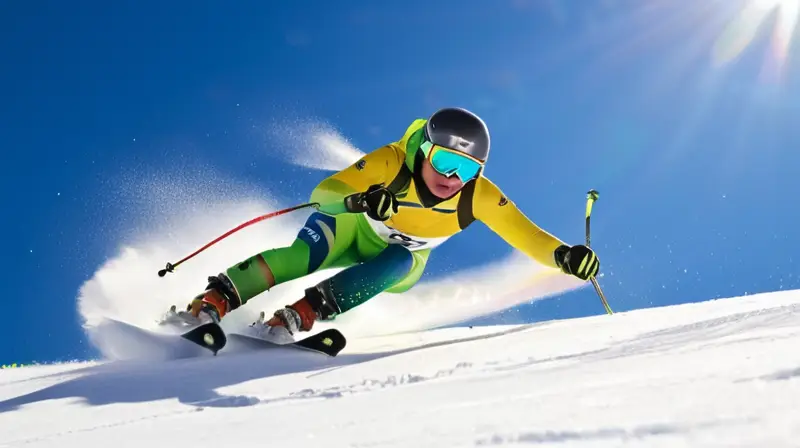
[2, 289, 800, 447]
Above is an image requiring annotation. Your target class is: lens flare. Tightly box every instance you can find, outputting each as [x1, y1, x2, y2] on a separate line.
[713, 0, 800, 71]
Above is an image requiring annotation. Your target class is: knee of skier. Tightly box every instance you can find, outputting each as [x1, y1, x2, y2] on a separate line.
[377, 244, 415, 278]
[384, 248, 426, 294]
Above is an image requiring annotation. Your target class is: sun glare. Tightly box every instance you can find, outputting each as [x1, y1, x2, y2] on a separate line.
[713, 0, 800, 71]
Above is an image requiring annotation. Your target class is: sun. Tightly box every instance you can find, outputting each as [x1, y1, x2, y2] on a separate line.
[712, 0, 800, 70]
[751, 0, 796, 10]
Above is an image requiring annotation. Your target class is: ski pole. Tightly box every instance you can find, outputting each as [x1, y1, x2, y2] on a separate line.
[585, 189, 613, 315]
[157, 201, 320, 277]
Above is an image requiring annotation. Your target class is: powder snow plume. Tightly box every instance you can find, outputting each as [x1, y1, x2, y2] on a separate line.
[263, 116, 365, 171]
[77, 120, 584, 359]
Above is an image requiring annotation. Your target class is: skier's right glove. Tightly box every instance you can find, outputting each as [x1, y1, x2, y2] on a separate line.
[344, 184, 399, 222]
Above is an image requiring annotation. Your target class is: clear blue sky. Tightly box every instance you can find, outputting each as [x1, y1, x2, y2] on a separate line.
[2, 0, 799, 365]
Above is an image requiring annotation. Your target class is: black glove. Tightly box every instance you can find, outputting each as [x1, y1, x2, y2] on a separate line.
[554, 244, 600, 281]
[344, 184, 398, 222]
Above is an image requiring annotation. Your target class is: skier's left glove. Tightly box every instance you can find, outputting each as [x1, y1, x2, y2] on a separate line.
[554, 244, 600, 281]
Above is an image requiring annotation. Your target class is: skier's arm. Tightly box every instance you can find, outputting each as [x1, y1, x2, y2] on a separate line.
[310, 144, 404, 215]
[472, 178, 566, 269]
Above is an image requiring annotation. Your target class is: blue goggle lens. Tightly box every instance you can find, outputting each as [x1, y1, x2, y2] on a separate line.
[429, 149, 482, 181]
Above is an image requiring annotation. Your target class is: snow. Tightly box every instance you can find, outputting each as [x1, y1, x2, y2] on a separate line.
[2, 289, 800, 447]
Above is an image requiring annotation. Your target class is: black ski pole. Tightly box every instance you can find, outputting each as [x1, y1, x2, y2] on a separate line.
[585, 189, 613, 315]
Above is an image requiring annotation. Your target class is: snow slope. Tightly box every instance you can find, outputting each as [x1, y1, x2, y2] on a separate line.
[2, 289, 800, 447]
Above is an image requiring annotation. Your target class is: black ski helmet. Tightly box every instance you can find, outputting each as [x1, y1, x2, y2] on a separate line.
[425, 107, 490, 163]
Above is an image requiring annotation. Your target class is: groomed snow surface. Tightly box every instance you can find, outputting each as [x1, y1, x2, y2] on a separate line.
[2, 290, 800, 447]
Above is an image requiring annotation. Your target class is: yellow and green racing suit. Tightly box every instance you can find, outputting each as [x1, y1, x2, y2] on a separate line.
[224, 118, 567, 319]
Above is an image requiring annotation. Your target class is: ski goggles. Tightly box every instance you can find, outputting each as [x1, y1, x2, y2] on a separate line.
[420, 140, 484, 182]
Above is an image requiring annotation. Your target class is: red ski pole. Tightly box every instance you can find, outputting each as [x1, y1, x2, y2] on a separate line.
[157, 201, 320, 277]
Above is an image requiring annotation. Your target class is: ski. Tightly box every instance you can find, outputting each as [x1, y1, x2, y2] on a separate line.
[157, 305, 228, 355]
[158, 306, 344, 356]
[292, 329, 347, 356]
[229, 328, 347, 357]
[91, 318, 226, 360]
[179, 322, 227, 355]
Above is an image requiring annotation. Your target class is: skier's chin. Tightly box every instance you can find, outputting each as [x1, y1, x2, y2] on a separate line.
[428, 181, 463, 198]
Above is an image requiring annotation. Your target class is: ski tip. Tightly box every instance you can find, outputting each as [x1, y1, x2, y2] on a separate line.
[180, 322, 227, 354]
[298, 328, 346, 357]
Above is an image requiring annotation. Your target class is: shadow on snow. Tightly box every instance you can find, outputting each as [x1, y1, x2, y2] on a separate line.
[0, 323, 537, 412]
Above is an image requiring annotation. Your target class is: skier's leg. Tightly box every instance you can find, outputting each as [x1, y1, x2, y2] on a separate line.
[316, 244, 422, 314]
[268, 243, 430, 333]
[384, 248, 430, 294]
[186, 212, 361, 322]
[226, 211, 361, 303]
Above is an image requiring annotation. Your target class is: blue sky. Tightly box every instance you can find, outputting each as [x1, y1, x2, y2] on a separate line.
[2, 0, 799, 365]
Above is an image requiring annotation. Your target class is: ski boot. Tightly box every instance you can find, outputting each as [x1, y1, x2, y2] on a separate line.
[246, 284, 337, 343]
[160, 273, 242, 328]
[243, 297, 315, 344]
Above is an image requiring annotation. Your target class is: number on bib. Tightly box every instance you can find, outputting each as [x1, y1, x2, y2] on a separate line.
[388, 233, 427, 248]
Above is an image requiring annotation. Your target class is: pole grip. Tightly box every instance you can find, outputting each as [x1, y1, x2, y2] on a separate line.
[586, 189, 599, 219]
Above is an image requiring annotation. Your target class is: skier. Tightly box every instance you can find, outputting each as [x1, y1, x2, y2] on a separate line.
[171, 107, 601, 338]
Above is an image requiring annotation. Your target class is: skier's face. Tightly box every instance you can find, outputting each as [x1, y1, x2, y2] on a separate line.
[421, 158, 465, 198]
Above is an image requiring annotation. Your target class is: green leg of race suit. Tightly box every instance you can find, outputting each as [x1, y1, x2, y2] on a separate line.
[224, 211, 429, 318]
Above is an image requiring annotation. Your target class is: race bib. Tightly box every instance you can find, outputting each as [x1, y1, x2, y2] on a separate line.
[364, 218, 450, 251]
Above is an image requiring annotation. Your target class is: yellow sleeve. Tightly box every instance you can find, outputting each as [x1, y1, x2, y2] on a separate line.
[310, 143, 404, 214]
[472, 177, 566, 268]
